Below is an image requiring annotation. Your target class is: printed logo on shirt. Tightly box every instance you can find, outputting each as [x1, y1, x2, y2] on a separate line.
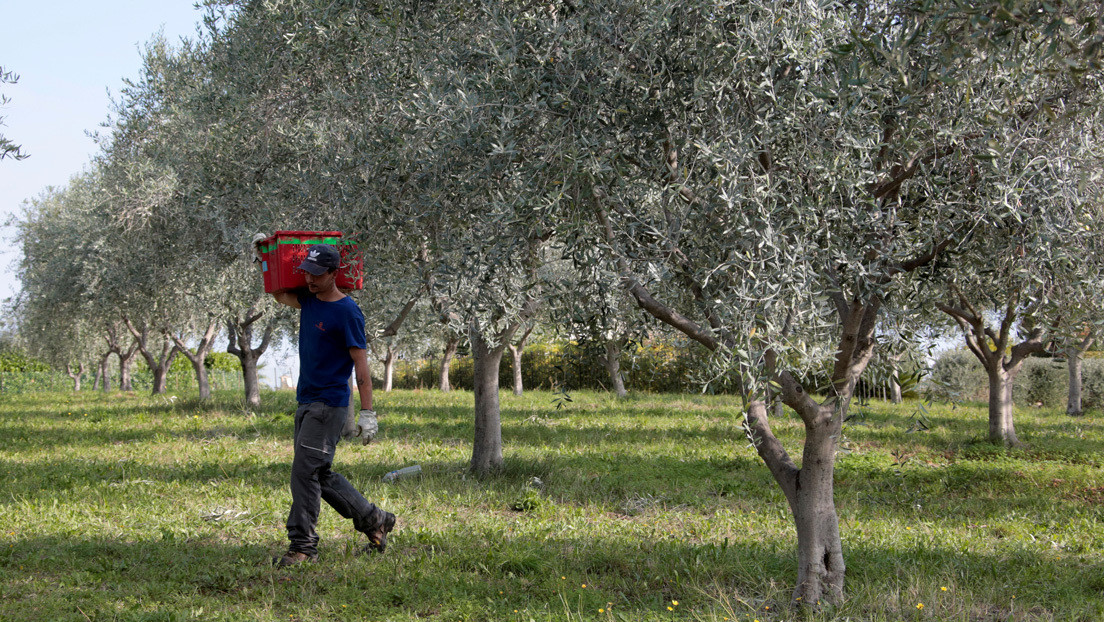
[315, 321, 326, 332]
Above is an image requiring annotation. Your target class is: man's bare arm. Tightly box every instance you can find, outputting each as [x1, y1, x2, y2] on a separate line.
[349, 347, 373, 411]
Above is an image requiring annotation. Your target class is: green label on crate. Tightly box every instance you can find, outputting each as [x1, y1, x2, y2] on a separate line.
[275, 237, 344, 245]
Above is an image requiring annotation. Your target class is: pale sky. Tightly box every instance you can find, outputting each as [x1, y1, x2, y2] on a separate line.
[0, 1, 298, 385]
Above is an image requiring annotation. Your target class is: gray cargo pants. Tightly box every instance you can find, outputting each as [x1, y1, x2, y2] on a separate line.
[287, 402, 385, 556]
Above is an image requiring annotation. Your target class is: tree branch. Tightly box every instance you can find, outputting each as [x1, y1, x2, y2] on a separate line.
[745, 400, 799, 509]
[595, 193, 720, 351]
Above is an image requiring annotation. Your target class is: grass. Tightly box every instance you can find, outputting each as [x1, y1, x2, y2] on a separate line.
[0, 388, 1101, 621]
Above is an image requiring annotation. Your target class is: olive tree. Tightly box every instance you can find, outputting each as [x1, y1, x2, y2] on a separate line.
[936, 103, 1104, 442]
[475, 0, 1104, 604]
[14, 174, 116, 388]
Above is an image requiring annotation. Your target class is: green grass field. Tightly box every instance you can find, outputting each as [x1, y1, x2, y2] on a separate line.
[0, 389, 1101, 621]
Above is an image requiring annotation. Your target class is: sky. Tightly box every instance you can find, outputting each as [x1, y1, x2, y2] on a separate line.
[0, 1, 298, 386]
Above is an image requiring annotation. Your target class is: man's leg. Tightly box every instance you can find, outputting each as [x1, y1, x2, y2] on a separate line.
[285, 402, 334, 557]
[312, 404, 396, 551]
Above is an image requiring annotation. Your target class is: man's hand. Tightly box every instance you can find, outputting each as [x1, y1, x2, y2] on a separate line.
[355, 409, 378, 445]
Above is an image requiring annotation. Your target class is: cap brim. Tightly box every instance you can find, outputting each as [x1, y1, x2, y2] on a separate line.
[296, 261, 330, 276]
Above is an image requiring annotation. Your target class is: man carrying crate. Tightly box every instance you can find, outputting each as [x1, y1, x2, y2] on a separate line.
[267, 242, 396, 567]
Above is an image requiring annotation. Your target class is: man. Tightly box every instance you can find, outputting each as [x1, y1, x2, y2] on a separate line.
[269, 243, 395, 567]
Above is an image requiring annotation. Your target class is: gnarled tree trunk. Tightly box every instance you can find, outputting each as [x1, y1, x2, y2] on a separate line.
[470, 324, 506, 475]
[171, 319, 220, 401]
[95, 351, 112, 392]
[104, 322, 138, 392]
[1066, 333, 1094, 416]
[988, 366, 1021, 445]
[604, 339, 626, 398]
[938, 297, 1044, 447]
[66, 363, 86, 392]
[507, 323, 534, 396]
[380, 342, 396, 392]
[118, 349, 136, 392]
[124, 317, 179, 395]
[227, 305, 275, 408]
[439, 334, 459, 392]
[748, 399, 847, 604]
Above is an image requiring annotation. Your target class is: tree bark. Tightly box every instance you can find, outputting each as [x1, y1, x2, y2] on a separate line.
[1067, 349, 1084, 416]
[987, 367, 1020, 445]
[470, 324, 506, 475]
[439, 334, 459, 392]
[104, 322, 138, 392]
[66, 363, 86, 392]
[171, 319, 220, 401]
[508, 344, 524, 396]
[226, 305, 275, 408]
[888, 352, 903, 404]
[889, 368, 903, 403]
[380, 342, 396, 392]
[119, 349, 136, 392]
[1066, 333, 1094, 416]
[124, 318, 179, 395]
[506, 323, 533, 396]
[95, 351, 112, 392]
[604, 339, 627, 397]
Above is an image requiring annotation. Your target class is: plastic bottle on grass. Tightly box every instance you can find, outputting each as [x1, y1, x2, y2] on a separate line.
[382, 465, 422, 483]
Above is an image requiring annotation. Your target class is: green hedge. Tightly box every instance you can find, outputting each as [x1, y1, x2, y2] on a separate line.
[0, 349, 51, 373]
[391, 340, 704, 393]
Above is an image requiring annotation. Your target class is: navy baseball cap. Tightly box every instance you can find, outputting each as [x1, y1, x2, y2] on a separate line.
[297, 244, 341, 275]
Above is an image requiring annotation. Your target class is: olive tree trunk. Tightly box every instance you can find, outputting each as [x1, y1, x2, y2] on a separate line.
[104, 322, 139, 392]
[124, 317, 179, 395]
[507, 344, 524, 395]
[371, 293, 420, 394]
[888, 353, 903, 404]
[1066, 333, 1094, 416]
[171, 319, 220, 401]
[604, 339, 626, 398]
[470, 324, 506, 475]
[889, 368, 903, 403]
[439, 334, 459, 392]
[506, 323, 534, 396]
[938, 299, 1045, 447]
[748, 399, 847, 604]
[987, 366, 1021, 445]
[227, 306, 275, 408]
[379, 342, 396, 392]
[622, 274, 882, 604]
[66, 363, 86, 392]
[118, 350, 136, 392]
[95, 351, 112, 392]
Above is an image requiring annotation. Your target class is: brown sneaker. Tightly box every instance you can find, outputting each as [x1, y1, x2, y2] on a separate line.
[272, 551, 316, 567]
[363, 511, 396, 554]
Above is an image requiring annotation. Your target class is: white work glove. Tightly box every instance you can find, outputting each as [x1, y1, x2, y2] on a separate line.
[355, 409, 379, 445]
[251, 232, 268, 263]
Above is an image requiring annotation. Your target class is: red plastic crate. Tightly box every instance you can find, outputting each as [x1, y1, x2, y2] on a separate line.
[259, 231, 363, 293]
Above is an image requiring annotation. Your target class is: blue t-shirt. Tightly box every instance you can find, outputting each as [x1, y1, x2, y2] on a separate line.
[296, 294, 368, 407]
